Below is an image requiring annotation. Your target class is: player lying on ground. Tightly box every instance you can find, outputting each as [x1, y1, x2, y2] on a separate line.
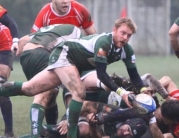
[154, 76, 179, 138]
[20, 95, 152, 138]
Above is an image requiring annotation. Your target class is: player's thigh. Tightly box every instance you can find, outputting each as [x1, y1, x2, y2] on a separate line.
[54, 66, 85, 100]
[22, 69, 61, 95]
[0, 51, 13, 78]
[81, 70, 99, 90]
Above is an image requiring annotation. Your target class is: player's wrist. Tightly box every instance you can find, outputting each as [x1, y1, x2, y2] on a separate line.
[116, 87, 129, 97]
[12, 38, 19, 43]
[140, 87, 147, 93]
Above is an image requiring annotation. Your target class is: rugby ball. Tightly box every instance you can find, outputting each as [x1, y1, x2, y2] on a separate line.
[134, 93, 156, 114]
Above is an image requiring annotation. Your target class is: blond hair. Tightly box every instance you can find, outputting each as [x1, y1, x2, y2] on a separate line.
[114, 18, 137, 34]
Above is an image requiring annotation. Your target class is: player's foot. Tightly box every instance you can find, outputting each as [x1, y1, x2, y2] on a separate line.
[4, 131, 15, 138]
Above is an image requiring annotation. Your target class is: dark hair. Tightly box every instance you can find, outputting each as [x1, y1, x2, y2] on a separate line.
[161, 100, 179, 122]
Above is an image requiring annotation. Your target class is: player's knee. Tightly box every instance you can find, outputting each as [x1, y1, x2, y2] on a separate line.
[141, 73, 152, 80]
[161, 76, 171, 82]
[22, 82, 36, 96]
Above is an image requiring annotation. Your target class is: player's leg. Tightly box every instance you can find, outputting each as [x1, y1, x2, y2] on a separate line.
[0, 51, 14, 137]
[20, 48, 60, 137]
[0, 68, 61, 97]
[53, 66, 85, 138]
[44, 89, 59, 125]
[159, 76, 179, 100]
[159, 76, 178, 93]
[30, 88, 58, 137]
[0, 96, 14, 137]
[141, 73, 169, 99]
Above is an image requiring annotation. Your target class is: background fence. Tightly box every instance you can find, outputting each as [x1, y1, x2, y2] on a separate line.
[78, 0, 171, 55]
[2, 0, 178, 55]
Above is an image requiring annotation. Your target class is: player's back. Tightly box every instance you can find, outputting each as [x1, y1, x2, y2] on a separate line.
[30, 24, 82, 52]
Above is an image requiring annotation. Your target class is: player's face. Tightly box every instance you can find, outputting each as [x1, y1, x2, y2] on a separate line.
[113, 24, 133, 48]
[117, 124, 133, 138]
[53, 0, 70, 15]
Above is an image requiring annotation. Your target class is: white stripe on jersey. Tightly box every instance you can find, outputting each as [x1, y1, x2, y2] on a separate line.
[54, 26, 81, 47]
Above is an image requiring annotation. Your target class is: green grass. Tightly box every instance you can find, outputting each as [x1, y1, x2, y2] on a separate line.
[0, 55, 178, 136]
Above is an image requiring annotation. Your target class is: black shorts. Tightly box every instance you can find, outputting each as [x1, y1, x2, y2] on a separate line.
[0, 50, 13, 69]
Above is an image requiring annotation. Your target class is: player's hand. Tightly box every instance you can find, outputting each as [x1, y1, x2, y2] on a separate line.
[116, 87, 133, 108]
[57, 120, 68, 135]
[140, 87, 153, 96]
[122, 93, 134, 108]
[86, 113, 98, 125]
[11, 38, 19, 54]
[16, 41, 25, 56]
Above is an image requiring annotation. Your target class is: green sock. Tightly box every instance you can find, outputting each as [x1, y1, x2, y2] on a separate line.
[0, 82, 23, 96]
[30, 103, 45, 138]
[67, 99, 83, 138]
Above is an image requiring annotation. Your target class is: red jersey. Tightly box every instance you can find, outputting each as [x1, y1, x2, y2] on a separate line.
[0, 5, 7, 17]
[0, 23, 12, 51]
[169, 90, 179, 138]
[31, 0, 93, 32]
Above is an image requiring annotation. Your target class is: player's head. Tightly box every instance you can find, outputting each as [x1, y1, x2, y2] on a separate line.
[52, 0, 70, 15]
[116, 118, 147, 138]
[161, 100, 179, 124]
[112, 18, 137, 48]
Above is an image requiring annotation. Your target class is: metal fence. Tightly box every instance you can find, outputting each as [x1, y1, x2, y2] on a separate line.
[78, 0, 171, 55]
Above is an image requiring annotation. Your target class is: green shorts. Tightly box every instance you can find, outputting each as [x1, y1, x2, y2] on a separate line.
[20, 48, 50, 80]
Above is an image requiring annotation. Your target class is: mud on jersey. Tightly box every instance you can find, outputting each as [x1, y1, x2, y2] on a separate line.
[29, 24, 82, 52]
[54, 32, 136, 71]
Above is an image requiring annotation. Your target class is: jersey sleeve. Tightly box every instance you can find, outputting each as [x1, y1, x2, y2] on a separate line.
[31, 4, 49, 32]
[122, 44, 136, 69]
[94, 35, 111, 64]
[75, 2, 93, 29]
[0, 5, 7, 17]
